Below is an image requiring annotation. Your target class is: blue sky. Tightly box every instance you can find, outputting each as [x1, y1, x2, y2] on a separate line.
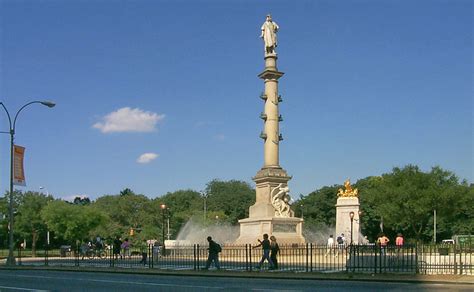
[0, 0, 472, 201]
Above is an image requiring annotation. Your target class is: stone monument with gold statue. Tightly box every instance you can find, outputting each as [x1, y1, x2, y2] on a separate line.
[335, 179, 361, 244]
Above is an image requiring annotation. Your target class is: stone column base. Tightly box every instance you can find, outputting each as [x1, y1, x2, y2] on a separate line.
[335, 197, 360, 244]
[235, 216, 305, 245]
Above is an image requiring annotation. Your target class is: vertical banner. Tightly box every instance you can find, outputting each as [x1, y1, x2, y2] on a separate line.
[13, 145, 26, 186]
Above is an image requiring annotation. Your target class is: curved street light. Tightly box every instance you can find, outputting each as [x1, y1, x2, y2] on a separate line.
[0, 100, 56, 265]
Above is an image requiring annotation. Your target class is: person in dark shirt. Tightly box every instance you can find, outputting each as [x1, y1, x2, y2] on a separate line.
[253, 233, 274, 270]
[139, 239, 149, 265]
[203, 236, 221, 270]
[113, 236, 122, 259]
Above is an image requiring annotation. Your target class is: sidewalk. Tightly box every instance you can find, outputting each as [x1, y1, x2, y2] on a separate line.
[2, 265, 473, 285]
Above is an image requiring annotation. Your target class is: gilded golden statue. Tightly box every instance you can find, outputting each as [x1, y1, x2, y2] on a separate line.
[337, 179, 358, 197]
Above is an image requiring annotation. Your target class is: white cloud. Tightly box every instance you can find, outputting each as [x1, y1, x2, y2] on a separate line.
[93, 107, 165, 133]
[137, 153, 159, 164]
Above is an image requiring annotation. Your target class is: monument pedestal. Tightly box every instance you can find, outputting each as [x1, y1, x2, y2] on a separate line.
[335, 197, 360, 244]
[237, 216, 305, 244]
[235, 166, 305, 244]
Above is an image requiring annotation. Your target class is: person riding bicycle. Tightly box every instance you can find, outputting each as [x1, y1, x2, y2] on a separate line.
[80, 242, 91, 260]
[94, 236, 103, 251]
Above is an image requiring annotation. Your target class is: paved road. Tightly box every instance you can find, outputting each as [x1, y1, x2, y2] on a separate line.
[0, 270, 472, 291]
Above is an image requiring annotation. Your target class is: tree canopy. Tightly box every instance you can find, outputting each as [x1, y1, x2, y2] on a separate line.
[41, 200, 107, 245]
[3, 166, 472, 248]
[295, 165, 473, 243]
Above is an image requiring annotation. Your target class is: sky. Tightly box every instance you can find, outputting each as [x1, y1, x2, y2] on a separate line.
[0, 0, 472, 201]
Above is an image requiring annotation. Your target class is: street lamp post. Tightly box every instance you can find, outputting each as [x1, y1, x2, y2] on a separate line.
[201, 191, 209, 221]
[160, 203, 167, 255]
[349, 211, 355, 245]
[39, 187, 50, 246]
[0, 100, 55, 266]
[167, 218, 170, 240]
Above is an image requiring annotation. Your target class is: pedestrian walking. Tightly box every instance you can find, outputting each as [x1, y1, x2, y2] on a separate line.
[203, 236, 221, 270]
[377, 233, 389, 255]
[336, 233, 345, 257]
[395, 233, 404, 257]
[325, 235, 335, 257]
[253, 234, 274, 270]
[152, 241, 161, 259]
[113, 236, 122, 259]
[139, 239, 148, 265]
[80, 242, 90, 260]
[396, 233, 404, 247]
[121, 238, 131, 259]
[270, 235, 280, 270]
[95, 235, 103, 251]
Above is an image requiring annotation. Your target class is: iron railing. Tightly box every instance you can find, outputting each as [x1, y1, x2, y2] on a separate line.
[3, 243, 472, 275]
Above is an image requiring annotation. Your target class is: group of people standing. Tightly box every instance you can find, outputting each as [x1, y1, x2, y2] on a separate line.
[325, 233, 347, 257]
[324, 232, 405, 256]
[377, 233, 404, 255]
[112, 236, 154, 264]
[203, 233, 281, 271]
[112, 236, 131, 259]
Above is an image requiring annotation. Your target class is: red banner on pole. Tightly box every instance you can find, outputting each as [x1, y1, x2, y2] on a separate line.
[13, 145, 26, 186]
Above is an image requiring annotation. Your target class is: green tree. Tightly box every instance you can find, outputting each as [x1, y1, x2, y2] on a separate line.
[73, 196, 91, 205]
[153, 189, 202, 239]
[15, 191, 53, 255]
[365, 165, 464, 242]
[437, 182, 474, 238]
[0, 195, 8, 247]
[92, 192, 155, 241]
[354, 176, 386, 241]
[120, 188, 135, 196]
[41, 200, 106, 245]
[294, 185, 340, 230]
[205, 179, 255, 224]
[295, 165, 472, 244]
[0, 191, 23, 247]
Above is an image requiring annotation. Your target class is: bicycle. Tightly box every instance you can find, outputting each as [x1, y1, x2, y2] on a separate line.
[84, 248, 107, 259]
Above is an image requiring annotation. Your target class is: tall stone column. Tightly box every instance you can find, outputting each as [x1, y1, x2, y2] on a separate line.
[236, 15, 305, 244]
[250, 53, 291, 219]
[260, 55, 284, 168]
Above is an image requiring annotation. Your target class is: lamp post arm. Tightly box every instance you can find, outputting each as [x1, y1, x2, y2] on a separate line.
[12, 101, 44, 132]
[0, 102, 13, 132]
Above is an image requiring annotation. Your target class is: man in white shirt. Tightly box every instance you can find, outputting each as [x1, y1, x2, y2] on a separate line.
[325, 235, 335, 257]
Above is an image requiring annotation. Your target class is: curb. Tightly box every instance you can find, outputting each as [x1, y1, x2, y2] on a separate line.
[1, 266, 473, 285]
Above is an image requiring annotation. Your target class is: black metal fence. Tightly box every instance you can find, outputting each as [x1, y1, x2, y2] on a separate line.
[4, 243, 473, 275]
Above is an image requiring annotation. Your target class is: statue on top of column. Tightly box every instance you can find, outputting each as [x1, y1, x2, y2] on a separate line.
[260, 14, 279, 55]
[337, 179, 359, 197]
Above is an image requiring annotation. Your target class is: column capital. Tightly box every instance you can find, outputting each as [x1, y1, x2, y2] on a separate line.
[258, 69, 284, 80]
[253, 166, 292, 183]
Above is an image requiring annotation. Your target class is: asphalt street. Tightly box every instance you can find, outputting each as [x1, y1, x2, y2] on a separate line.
[0, 270, 472, 292]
